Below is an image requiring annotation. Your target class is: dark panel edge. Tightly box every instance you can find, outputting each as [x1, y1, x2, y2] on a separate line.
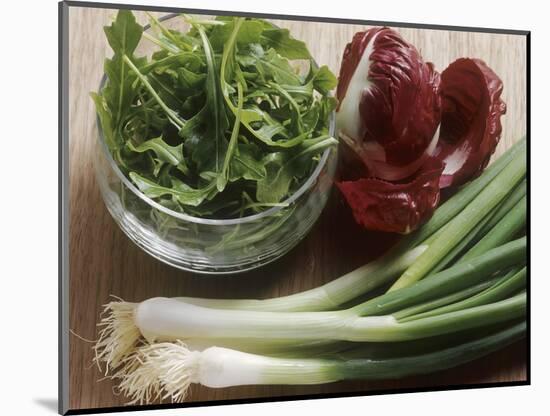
[65, 379, 530, 415]
[525, 31, 531, 385]
[63, 0, 530, 35]
[59, 1, 70, 415]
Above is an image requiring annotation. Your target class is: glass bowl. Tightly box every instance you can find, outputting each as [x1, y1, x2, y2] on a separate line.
[93, 14, 338, 274]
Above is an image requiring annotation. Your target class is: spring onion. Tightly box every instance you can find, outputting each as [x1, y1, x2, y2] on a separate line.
[95, 237, 525, 369]
[389, 147, 526, 291]
[400, 267, 526, 322]
[115, 322, 525, 404]
[129, 293, 524, 343]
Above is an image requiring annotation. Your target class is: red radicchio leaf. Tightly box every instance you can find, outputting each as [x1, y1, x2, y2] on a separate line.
[336, 157, 445, 234]
[436, 58, 507, 188]
[336, 27, 441, 182]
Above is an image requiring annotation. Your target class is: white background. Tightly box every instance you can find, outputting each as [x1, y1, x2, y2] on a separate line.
[0, 0, 546, 415]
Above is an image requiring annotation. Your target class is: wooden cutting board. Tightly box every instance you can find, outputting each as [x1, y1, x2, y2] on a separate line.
[66, 6, 527, 411]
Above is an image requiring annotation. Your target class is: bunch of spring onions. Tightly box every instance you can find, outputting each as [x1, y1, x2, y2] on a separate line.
[95, 138, 527, 404]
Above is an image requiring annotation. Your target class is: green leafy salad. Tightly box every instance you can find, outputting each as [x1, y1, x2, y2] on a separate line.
[92, 11, 338, 219]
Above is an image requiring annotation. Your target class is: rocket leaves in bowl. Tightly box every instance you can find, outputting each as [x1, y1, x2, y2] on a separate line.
[92, 11, 338, 219]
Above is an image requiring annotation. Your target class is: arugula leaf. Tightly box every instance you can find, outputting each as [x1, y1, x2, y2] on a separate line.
[123, 55, 184, 129]
[177, 67, 206, 91]
[229, 143, 267, 181]
[302, 102, 321, 132]
[256, 152, 301, 203]
[256, 137, 337, 203]
[261, 28, 311, 60]
[311, 65, 338, 95]
[180, 108, 225, 173]
[148, 72, 186, 109]
[102, 11, 144, 130]
[141, 52, 204, 75]
[104, 10, 143, 56]
[237, 43, 265, 67]
[180, 91, 206, 117]
[268, 81, 305, 134]
[127, 136, 184, 166]
[244, 90, 277, 109]
[178, 26, 229, 173]
[146, 12, 196, 52]
[259, 49, 302, 86]
[195, 24, 227, 173]
[129, 172, 212, 206]
[209, 20, 264, 51]
[91, 92, 116, 149]
[318, 96, 338, 133]
[218, 83, 244, 191]
[278, 82, 314, 100]
[220, 18, 244, 102]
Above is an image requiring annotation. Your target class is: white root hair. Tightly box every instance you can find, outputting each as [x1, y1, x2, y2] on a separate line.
[116, 341, 201, 404]
[94, 299, 141, 373]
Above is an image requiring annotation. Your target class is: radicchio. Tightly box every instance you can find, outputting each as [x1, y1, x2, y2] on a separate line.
[436, 58, 507, 188]
[336, 28, 506, 234]
[337, 157, 444, 233]
[336, 28, 441, 182]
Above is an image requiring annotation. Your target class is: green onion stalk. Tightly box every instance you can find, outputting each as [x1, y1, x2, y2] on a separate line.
[430, 179, 526, 274]
[115, 321, 526, 404]
[95, 238, 526, 369]
[389, 143, 526, 291]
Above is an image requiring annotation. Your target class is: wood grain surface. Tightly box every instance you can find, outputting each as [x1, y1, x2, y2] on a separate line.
[67, 6, 528, 412]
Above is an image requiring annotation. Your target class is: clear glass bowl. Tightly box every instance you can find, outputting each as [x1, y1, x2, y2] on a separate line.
[93, 14, 338, 274]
